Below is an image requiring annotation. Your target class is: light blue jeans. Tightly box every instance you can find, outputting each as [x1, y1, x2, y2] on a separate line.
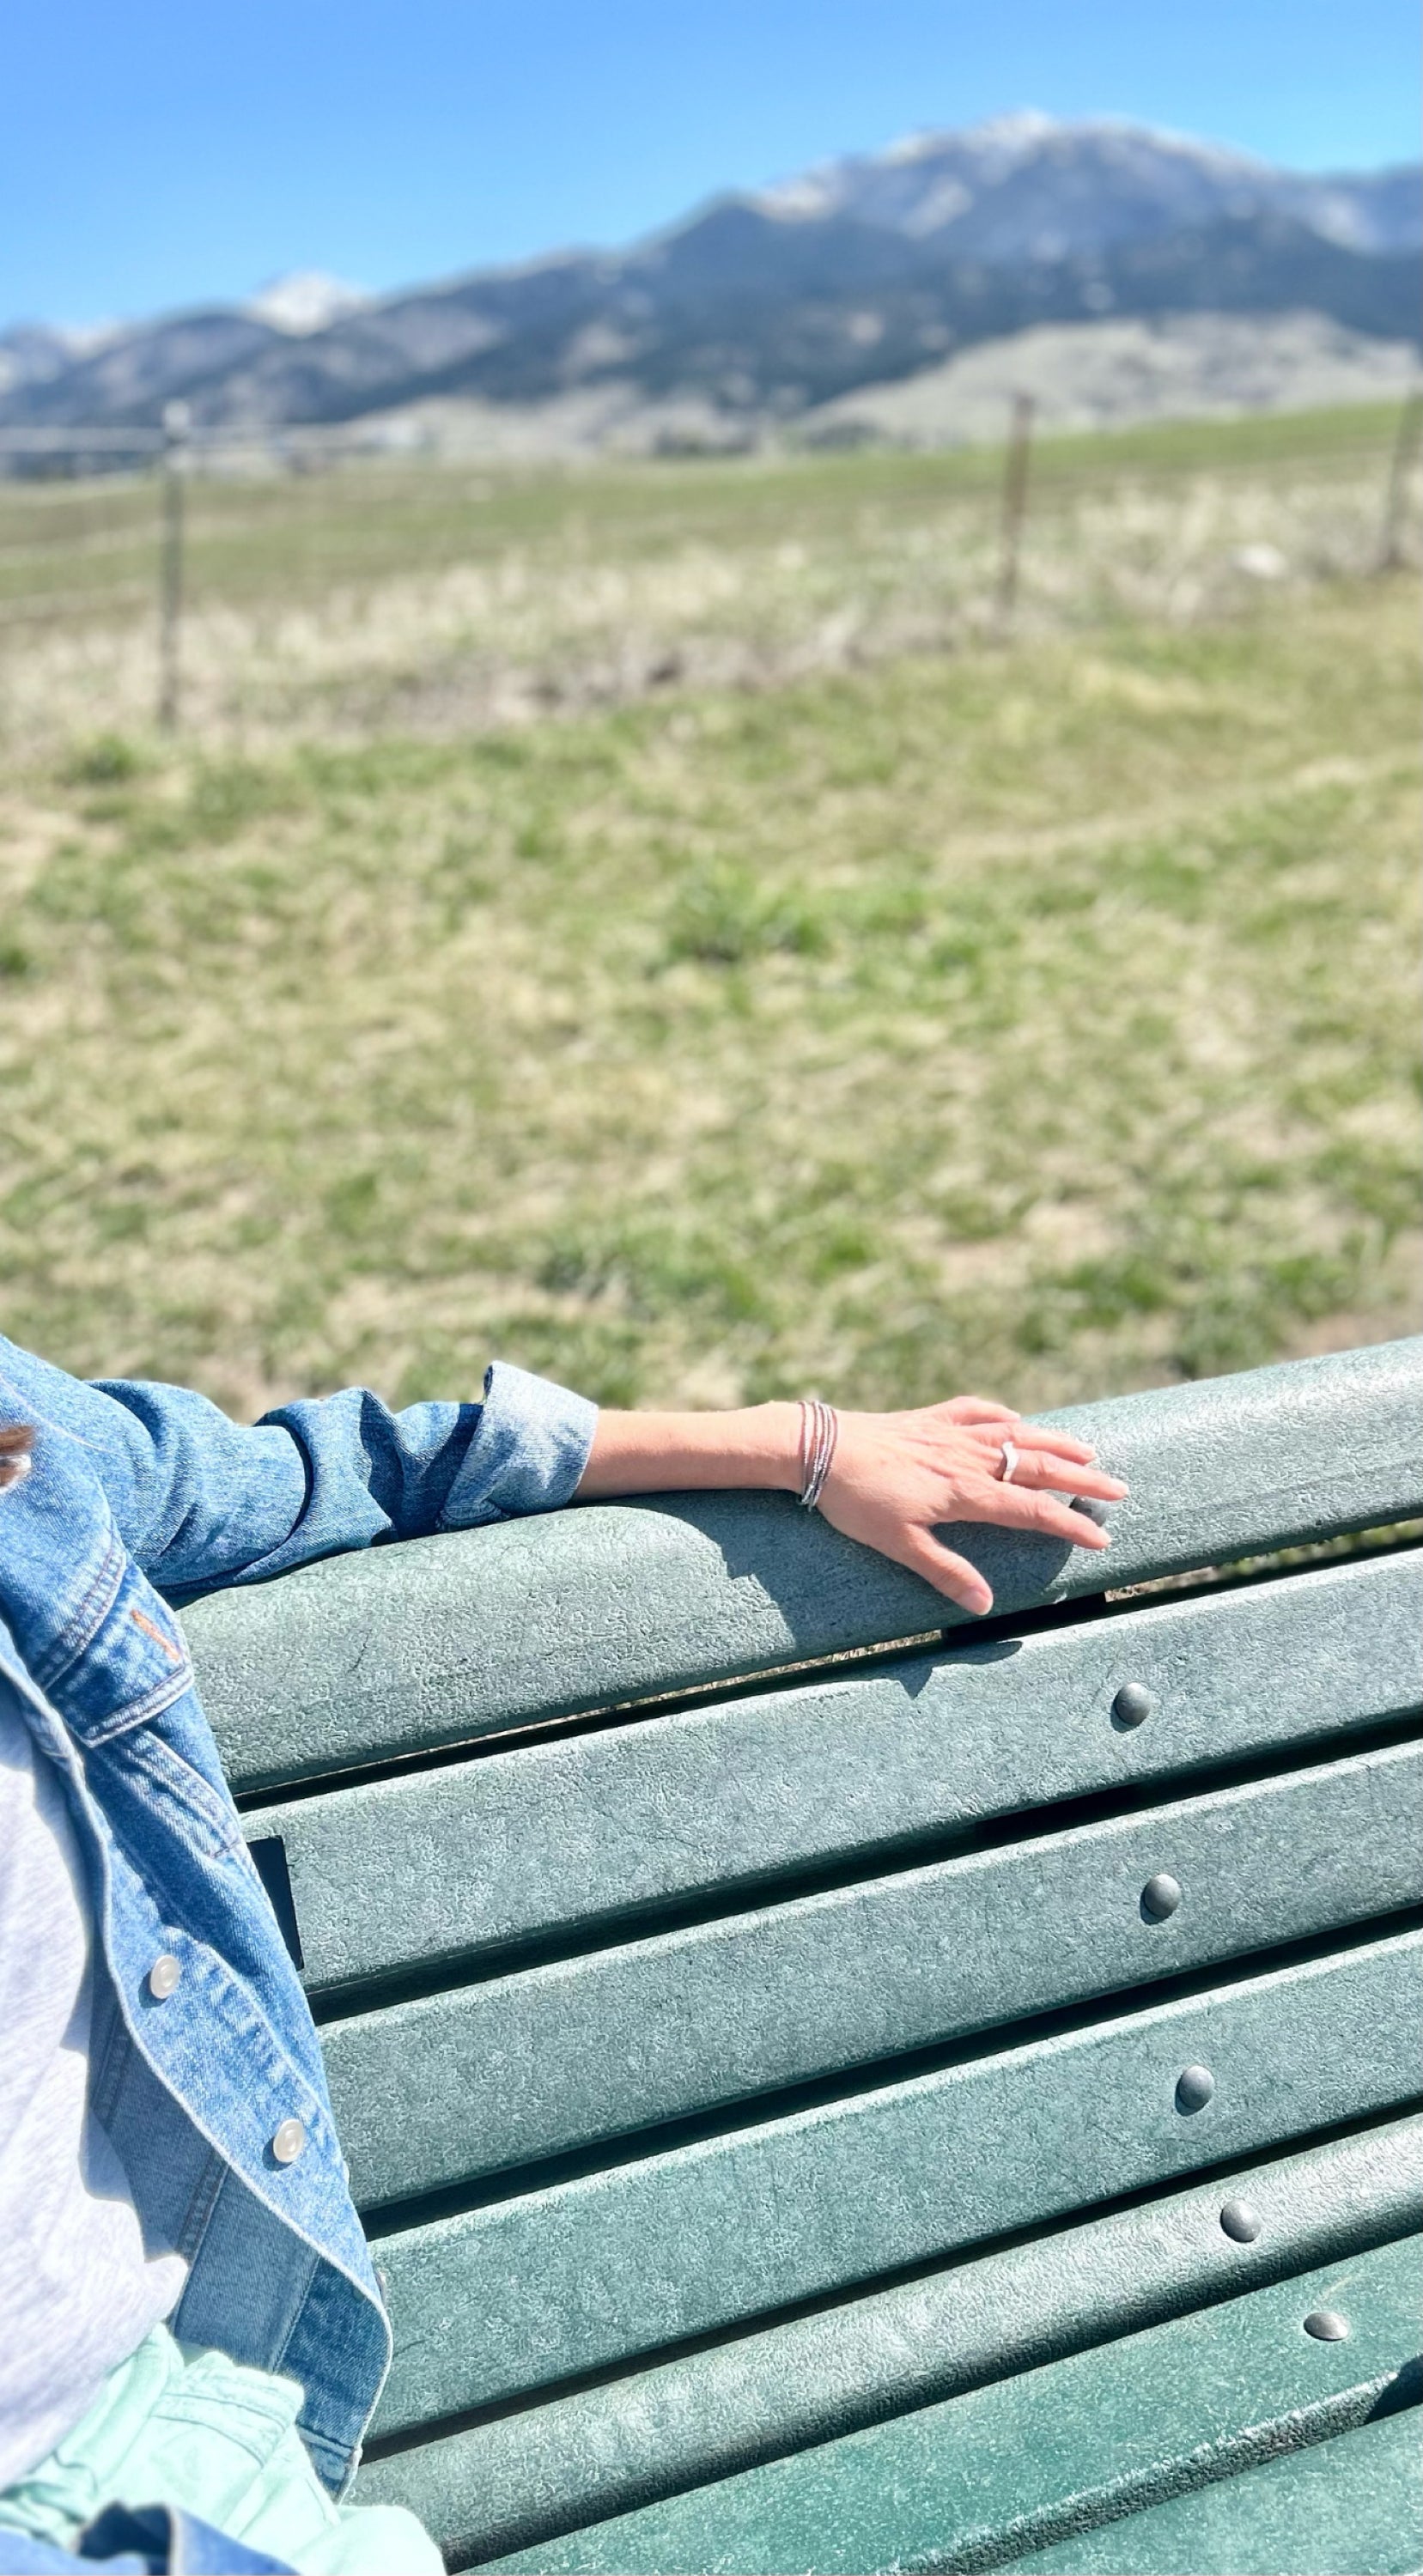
[0, 2328, 443, 2574]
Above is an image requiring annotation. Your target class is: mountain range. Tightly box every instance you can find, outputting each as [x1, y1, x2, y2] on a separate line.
[3, 115, 1420, 444]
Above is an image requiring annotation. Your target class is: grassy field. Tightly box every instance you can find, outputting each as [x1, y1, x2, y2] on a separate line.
[0, 416, 1417, 1422]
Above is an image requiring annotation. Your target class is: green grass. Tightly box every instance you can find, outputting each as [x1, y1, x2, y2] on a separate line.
[1, 531, 1416, 1419]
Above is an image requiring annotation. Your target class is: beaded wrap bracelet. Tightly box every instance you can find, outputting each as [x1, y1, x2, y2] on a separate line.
[798, 1397, 839, 1511]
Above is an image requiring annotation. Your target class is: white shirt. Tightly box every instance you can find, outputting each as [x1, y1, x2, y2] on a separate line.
[0, 1698, 187, 2487]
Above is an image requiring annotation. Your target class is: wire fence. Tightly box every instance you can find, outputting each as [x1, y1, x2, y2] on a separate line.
[1, 393, 1418, 753]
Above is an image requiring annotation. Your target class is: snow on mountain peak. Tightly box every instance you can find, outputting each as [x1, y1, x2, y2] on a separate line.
[755, 169, 841, 220]
[245, 271, 371, 335]
[954, 108, 1061, 155]
[881, 127, 957, 167]
[741, 113, 1420, 264]
[54, 317, 131, 354]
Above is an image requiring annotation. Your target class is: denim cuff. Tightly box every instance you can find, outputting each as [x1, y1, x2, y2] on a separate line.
[440, 1362, 598, 1528]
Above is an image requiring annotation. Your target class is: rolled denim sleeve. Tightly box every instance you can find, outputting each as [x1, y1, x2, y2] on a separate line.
[440, 1361, 599, 1528]
[257, 1363, 597, 1560]
[0, 1332, 597, 1601]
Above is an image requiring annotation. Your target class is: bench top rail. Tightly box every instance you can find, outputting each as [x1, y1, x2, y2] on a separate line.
[185, 1338, 1423, 1790]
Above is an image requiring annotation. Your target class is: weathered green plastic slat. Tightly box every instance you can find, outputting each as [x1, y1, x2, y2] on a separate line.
[327, 1738, 1423, 2205]
[185, 1339, 1423, 1789]
[257, 1550, 1423, 1992]
[479, 2233, 1423, 2573]
[998, 2403, 1423, 2575]
[357, 2113, 1423, 2567]
[370, 1927, 1423, 2436]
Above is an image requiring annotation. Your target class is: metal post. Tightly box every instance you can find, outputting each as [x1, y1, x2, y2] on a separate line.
[158, 399, 191, 730]
[996, 392, 1035, 629]
[1377, 388, 1423, 574]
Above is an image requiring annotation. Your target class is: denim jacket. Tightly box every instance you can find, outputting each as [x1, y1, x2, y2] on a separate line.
[0, 1334, 596, 2496]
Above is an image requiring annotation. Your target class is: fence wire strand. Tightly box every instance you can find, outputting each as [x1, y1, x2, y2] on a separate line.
[0, 402, 1417, 751]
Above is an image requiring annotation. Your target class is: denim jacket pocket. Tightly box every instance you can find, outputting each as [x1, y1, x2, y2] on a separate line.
[45, 1539, 198, 1747]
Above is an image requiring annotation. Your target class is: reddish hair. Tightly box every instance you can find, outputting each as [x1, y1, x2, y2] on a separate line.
[0, 1423, 35, 1490]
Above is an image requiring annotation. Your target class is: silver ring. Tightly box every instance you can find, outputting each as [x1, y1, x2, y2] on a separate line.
[999, 1438, 1020, 1485]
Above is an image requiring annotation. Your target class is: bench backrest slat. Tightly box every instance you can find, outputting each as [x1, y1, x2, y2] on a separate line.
[988, 2404, 1421, 2576]
[321, 1737, 1423, 2206]
[250, 1549, 1422, 1997]
[186, 1340, 1423, 1790]
[478, 2231, 1423, 2576]
[369, 1926, 1423, 2437]
[356, 2113, 1423, 2569]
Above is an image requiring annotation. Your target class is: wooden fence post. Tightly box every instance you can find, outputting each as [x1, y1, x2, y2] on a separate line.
[996, 392, 1035, 628]
[158, 399, 190, 730]
[1377, 388, 1423, 574]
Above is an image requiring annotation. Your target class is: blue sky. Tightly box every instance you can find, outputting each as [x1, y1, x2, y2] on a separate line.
[10, 0, 1420, 328]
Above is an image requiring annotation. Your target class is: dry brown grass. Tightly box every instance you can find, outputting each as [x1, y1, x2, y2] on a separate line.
[0, 408, 1409, 756]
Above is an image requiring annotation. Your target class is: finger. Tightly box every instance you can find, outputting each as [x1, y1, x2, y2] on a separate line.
[964, 1436, 1123, 1498]
[1012, 1426, 1102, 1463]
[966, 1423, 1100, 1466]
[901, 1528, 994, 1614]
[955, 1482, 1115, 1548]
[940, 1396, 1021, 1426]
[996, 1453, 1128, 1500]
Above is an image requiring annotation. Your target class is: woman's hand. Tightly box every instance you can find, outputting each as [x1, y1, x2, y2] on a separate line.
[815, 1396, 1125, 1615]
[575, 1394, 1127, 1615]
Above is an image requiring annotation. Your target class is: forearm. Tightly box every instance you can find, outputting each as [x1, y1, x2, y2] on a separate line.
[574, 1390, 1127, 1619]
[575, 1403, 802, 1498]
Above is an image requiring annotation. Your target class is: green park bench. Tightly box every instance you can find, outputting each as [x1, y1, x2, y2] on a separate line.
[181, 1338, 1423, 2575]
